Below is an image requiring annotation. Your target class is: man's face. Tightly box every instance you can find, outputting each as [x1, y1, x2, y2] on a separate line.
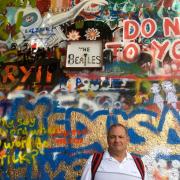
[107, 126, 129, 154]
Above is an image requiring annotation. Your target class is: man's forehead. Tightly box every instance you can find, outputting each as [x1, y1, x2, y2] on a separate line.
[109, 126, 126, 133]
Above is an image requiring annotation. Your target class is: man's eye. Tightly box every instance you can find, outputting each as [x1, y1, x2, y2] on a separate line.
[110, 136, 115, 139]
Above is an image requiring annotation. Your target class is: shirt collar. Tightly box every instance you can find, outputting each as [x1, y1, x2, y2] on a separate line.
[103, 150, 132, 161]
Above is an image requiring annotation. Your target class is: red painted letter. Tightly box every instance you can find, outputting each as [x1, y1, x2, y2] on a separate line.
[163, 17, 180, 37]
[169, 39, 180, 60]
[123, 20, 140, 40]
[2, 65, 17, 83]
[123, 42, 140, 63]
[20, 66, 33, 83]
[151, 40, 171, 62]
[141, 18, 157, 38]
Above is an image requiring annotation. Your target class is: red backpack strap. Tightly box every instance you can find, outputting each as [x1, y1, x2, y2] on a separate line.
[91, 152, 104, 180]
[132, 155, 145, 180]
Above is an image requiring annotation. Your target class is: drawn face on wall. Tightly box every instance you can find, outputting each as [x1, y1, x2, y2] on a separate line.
[151, 83, 161, 94]
[161, 81, 176, 93]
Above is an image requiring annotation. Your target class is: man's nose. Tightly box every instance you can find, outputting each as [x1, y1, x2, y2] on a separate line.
[114, 137, 120, 142]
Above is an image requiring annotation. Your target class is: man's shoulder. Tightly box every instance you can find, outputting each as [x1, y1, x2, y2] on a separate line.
[130, 154, 143, 161]
[92, 151, 105, 159]
[130, 153, 145, 180]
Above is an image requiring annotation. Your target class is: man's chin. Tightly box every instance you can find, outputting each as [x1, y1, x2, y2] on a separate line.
[112, 148, 124, 153]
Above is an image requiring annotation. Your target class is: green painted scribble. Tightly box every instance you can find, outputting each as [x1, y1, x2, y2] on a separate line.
[0, 13, 22, 41]
[15, 11, 23, 34]
[0, 0, 15, 13]
[0, 15, 8, 40]
[15, 0, 36, 8]
[0, 0, 36, 12]
[106, 61, 147, 78]
[0, 0, 35, 40]
[0, 0, 36, 9]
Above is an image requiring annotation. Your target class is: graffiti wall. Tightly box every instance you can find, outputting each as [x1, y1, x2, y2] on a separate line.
[0, 0, 179, 179]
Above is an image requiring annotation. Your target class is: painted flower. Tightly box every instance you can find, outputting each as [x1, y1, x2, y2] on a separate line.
[84, 28, 100, 40]
[67, 30, 81, 40]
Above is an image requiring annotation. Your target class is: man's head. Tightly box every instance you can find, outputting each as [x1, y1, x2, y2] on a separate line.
[107, 124, 129, 155]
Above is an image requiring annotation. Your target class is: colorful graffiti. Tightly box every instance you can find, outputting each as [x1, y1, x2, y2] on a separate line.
[0, 93, 179, 179]
[0, 0, 179, 179]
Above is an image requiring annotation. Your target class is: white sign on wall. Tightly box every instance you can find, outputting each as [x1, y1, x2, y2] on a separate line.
[66, 41, 102, 68]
